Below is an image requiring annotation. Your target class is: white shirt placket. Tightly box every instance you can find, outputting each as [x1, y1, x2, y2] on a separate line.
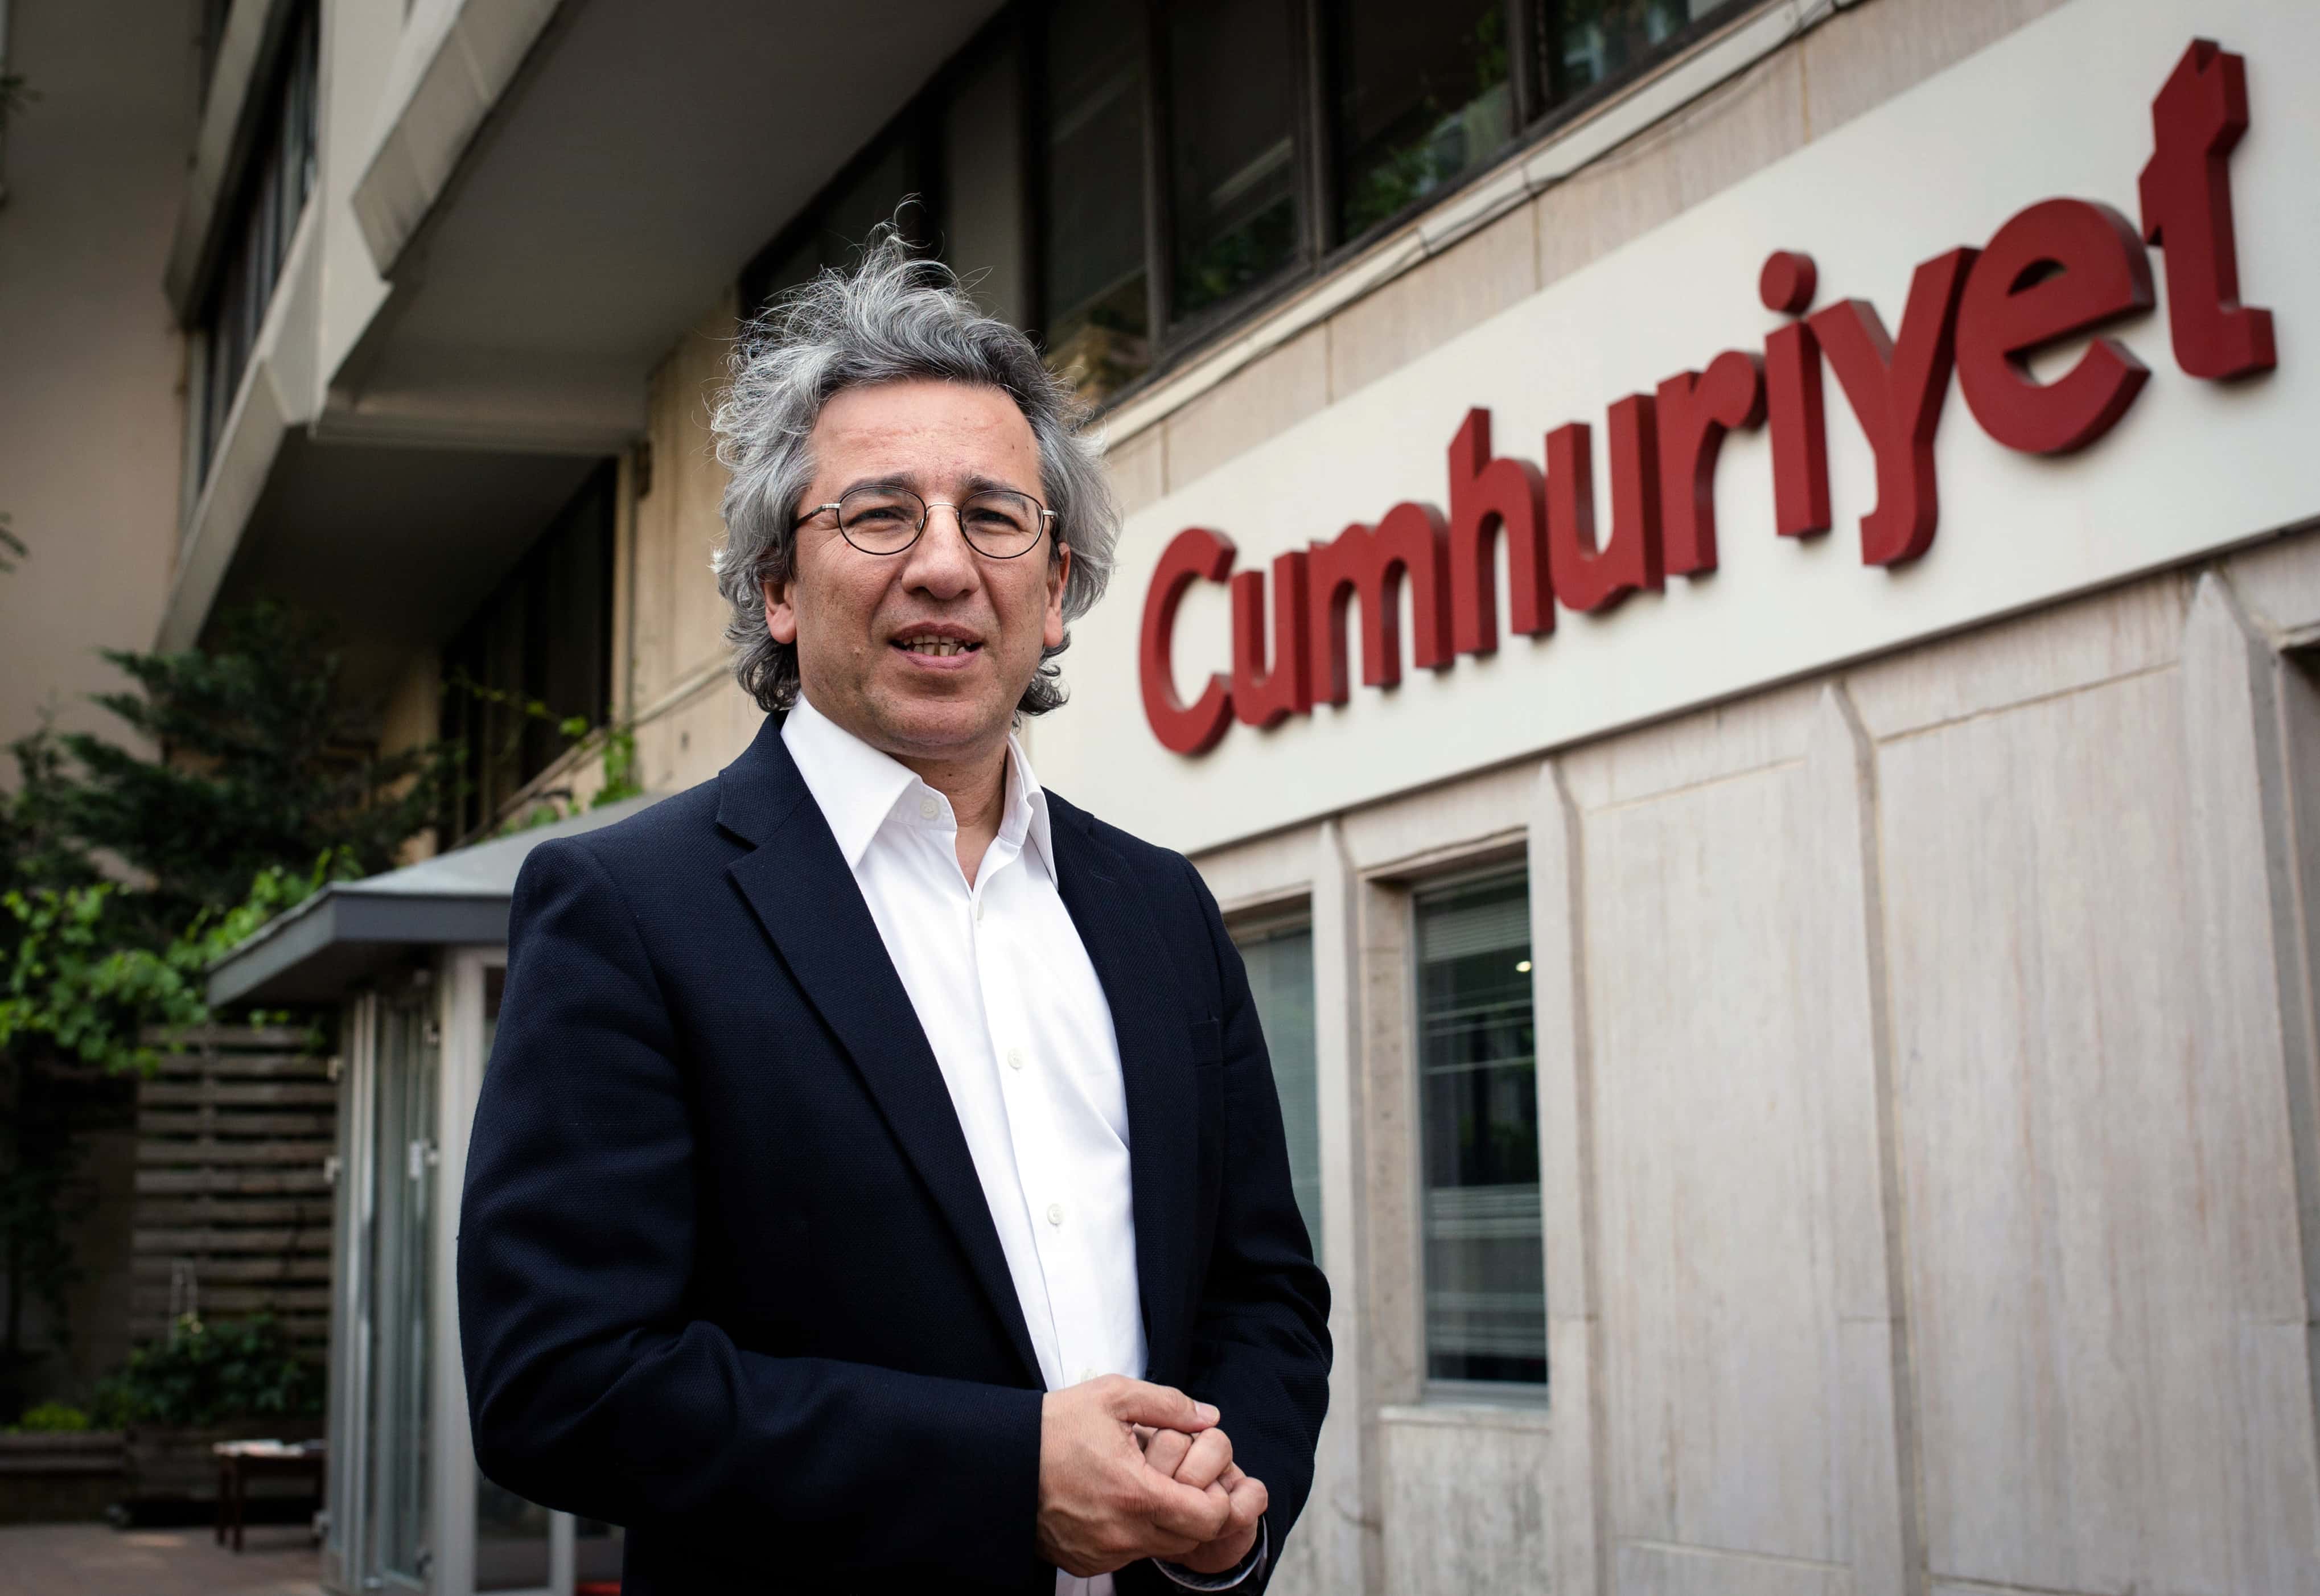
[972, 846, 1091, 1388]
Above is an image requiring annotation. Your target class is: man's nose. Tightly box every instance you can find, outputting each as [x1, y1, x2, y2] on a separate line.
[901, 501, 981, 598]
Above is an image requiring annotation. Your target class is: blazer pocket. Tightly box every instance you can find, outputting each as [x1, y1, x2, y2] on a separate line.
[1188, 1016, 1224, 1067]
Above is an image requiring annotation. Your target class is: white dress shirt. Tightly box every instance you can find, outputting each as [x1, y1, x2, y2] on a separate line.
[783, 696, 1258, 1595]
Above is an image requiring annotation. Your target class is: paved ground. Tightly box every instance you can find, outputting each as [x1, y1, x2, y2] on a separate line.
[0, 1521, 322, 1596]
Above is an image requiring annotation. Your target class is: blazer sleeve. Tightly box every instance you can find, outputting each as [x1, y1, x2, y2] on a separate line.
[1140, 856, 1334, 1594]
[456, 837, 1047, 1589]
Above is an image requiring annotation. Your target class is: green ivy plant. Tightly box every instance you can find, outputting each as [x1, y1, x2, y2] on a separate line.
[452, 668, 643, 835]
[9, 1401, 90, 1433]
[0, 854, 350, 1079]
[91, 1314, 322, 1430]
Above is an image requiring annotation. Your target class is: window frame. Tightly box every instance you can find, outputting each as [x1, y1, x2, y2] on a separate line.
[1406, 855, 1548, 1405]
[738, 0, 1770, 410]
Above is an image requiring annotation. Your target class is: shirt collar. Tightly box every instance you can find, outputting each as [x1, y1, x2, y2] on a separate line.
[781, 693, 1057, 886]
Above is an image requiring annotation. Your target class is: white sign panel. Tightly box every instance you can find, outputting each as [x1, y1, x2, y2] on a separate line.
[1037, 0, 2319, 858]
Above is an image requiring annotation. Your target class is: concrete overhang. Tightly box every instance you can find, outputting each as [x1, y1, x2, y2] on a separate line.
[207, 792, 664, 1007]
[155, 200, 599, 707]
[332, 0, 1005, 437]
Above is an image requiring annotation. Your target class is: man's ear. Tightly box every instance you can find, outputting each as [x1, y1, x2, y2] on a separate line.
[762, 574, 798, 646]
[1042, 544, 1073, 652]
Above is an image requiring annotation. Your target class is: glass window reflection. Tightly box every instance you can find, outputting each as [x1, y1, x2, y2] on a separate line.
[1540, 0, 1737, 113]
[1331, 0, 1515, 239]
[1416, 873, 1545, 1389]
[1237, 922, 1322, 1256]
[1043, 0, 1153, 402]
[1167, 0, 1303, 319]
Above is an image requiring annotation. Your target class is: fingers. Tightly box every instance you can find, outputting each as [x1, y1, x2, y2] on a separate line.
[1142, 1428, 1193, 1479]
[1100, 1376, 1219, 1433]
[1225, 1472, 1269, 1536]
[1170, 1426, 1233, 1491]
[1141, 1469, 1235, 1545]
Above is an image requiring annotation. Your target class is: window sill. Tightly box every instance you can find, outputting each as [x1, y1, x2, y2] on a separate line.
[1379, 1400, 1553, 1434]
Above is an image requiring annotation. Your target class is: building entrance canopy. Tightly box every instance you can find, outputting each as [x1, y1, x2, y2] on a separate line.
[205, 794, 663, 1007]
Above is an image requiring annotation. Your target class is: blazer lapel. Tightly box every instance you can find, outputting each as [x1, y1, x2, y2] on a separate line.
[1045, 804, 1202, 1385]
[716, 718, 1043, 1388]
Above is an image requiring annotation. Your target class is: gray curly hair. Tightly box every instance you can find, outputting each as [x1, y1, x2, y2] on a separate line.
[710, 228, 1120, 717]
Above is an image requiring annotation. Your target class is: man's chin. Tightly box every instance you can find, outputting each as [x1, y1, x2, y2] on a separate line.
[862, 685, 1019, 763]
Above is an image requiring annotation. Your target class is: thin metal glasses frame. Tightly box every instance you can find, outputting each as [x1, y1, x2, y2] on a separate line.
[795, 486, 1059, 560]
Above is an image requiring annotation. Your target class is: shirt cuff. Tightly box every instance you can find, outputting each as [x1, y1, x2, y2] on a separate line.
[1154, 1519, 1268, 1590]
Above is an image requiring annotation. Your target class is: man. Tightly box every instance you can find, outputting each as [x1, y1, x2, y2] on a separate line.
[457, 233, 1331, 1596]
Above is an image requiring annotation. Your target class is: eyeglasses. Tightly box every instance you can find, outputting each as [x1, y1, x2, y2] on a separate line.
[795, 485, 1057, 560]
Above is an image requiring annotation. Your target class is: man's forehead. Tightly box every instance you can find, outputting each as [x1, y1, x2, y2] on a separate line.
[809, 379, 1042, 481]
[817, 379, 1032, 438]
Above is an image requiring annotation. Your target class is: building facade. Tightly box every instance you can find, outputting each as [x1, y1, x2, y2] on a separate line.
[44, 0, 2320, 1592]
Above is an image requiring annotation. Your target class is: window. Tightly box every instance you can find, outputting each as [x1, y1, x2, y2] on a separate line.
[195, 2, 319, 485]
[738, 0, 1754, 407]
[1165, 0, 1304, 322]
[1331, 0, 1515, 240]
[1042, 0, 1153, 396]
[1539, 0, 1726, 112]
[1415, 871, 1544, 1392]
[439, 463, 618, 840]
[1237, 919, 1323, 1254]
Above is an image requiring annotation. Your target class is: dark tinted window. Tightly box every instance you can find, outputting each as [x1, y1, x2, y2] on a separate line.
[1539, 0, 1733, 112]
[1166, 0, 1303, 320]
[1332, 0, 1515, 240]
[1043, 0, 1153, 401]
[440, 463, 616, 839]
[1416, 871, 1545, 1389]
[197, 3, 319, 484]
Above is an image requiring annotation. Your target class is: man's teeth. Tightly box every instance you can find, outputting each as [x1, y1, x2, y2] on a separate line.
[900, 639, 976, 656]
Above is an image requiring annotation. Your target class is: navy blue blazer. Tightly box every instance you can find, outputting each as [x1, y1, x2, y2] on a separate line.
[457, 713, 1331, 1595]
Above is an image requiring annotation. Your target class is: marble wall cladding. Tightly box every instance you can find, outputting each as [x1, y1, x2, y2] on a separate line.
[1302, 533, 2320, 1596]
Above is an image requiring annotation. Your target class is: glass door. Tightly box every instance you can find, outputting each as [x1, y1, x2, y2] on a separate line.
[366, 982, 441, 1590]
[440, 951, 622, 1596]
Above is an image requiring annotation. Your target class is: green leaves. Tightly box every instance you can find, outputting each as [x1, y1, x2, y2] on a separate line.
[92, 1315, 322, 1429]
[0, 853, 352, 1078]
[0, 884, 205, 1077]
[34, 600, 458, 929]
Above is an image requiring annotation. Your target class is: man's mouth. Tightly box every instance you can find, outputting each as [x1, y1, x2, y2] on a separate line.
[891, 629, 984, 660]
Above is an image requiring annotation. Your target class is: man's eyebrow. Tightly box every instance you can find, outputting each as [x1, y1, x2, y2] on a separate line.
[832, 470, 1040, 499]
[959, 471, 1039, 499]
[833, 472, 920, 499]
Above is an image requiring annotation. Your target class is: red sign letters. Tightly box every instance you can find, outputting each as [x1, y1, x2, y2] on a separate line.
[1139, 39, 2278, 756]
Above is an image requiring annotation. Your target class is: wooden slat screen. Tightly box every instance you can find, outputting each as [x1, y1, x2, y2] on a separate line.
[132, 1026, 335, 1351]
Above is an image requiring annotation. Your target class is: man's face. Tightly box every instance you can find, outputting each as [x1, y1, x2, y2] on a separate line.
[763, 379, 1069, 767]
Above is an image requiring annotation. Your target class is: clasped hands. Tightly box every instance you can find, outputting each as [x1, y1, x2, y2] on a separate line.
[1035, 1375, 1268, 1579]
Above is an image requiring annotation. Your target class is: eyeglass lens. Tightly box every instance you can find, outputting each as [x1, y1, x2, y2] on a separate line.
[836, 486, 1045, 558]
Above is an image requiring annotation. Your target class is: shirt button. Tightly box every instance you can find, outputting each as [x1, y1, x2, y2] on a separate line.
[918, 793, 939, 821]
[974, 898, 985, 922]
[1046, 1202, 1064, 1227]
[1007, 1048, 1026, 1071]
